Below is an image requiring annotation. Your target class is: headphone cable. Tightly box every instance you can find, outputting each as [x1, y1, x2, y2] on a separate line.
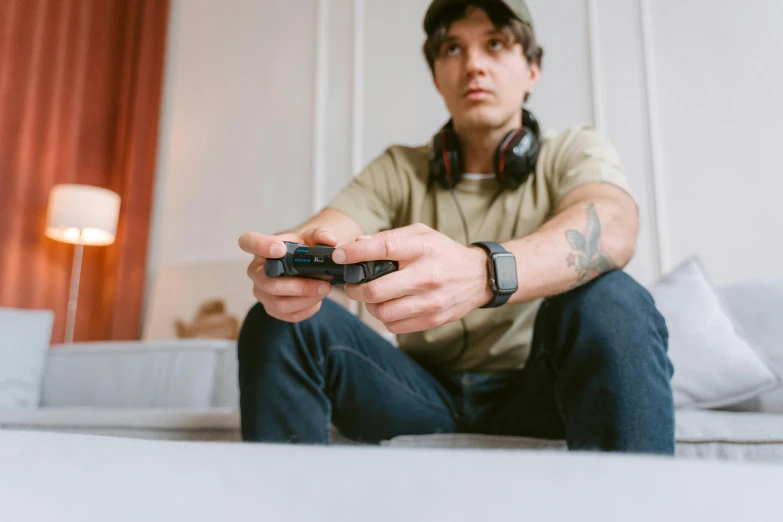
[448, 187, 471, 365]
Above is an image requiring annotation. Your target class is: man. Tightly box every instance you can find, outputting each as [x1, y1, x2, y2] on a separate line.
[237, 0, 675, 454]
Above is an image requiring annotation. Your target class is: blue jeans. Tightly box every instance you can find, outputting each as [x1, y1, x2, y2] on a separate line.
[237, 270, 675, 454]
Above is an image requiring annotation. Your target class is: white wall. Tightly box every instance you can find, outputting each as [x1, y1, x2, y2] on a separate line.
[148, 0, 783, 313]
[148, 0, 318, 274]
[650, 0, 783, 283]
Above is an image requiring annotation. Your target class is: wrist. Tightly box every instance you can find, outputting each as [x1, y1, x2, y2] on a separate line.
[468, 245, 494, 310]
[470, 241, 520, 308]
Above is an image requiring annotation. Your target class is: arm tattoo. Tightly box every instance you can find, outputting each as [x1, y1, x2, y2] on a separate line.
[564, 203, 616, 285]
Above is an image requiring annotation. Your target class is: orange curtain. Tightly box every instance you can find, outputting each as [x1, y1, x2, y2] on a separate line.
[0, 0, 169, 343]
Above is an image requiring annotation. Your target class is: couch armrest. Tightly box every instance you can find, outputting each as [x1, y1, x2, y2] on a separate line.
[42, 339, 235, 409]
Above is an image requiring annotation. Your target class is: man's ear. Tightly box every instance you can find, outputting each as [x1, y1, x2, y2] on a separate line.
[527, 62, 541, 90]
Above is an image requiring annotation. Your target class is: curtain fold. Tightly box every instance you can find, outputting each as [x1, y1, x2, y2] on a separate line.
[0, 0, 170, 343]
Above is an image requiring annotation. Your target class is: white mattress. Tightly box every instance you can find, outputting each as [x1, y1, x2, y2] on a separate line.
[1, 430, 782, 522]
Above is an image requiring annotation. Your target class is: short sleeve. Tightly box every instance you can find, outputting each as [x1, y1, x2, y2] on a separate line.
[545, 126, 636, 206]
[325, 147, 410, 236]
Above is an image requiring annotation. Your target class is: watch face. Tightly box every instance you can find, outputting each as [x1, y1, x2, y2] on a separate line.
[493, 253, 518, 292]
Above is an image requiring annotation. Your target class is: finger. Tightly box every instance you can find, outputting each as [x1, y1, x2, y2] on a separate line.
[247, 256, 265, 281]
[354, 223, 431, 242]
[365, 293, 445, 325]
[260, 276, 331, 298]
[383, 306, 456, 335]
[238, 232, 288, 258]
[270, 295, 324, 317]
[333, 236, 432, 264]
[288, 301, 323, 322]
[375, 223, 432, 238]
[303, 227, 337, 247]
[343, 267, 433, 304]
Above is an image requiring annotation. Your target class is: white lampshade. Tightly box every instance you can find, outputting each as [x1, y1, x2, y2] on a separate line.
[45, 184, 121, 246]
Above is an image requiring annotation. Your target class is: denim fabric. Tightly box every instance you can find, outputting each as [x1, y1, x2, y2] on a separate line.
[237, 270, 675, 454]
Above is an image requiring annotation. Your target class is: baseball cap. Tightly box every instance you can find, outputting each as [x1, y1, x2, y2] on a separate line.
[423, 0, 534, 34]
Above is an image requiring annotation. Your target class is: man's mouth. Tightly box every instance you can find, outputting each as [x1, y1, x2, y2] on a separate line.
[464, 88, 492, 101]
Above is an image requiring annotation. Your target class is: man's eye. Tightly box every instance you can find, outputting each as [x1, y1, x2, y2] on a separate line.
[445, 44, 460, 56]
[488, 39, 504, 51]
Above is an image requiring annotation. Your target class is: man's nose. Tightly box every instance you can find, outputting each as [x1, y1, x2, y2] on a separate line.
[464, 47, 488, 76]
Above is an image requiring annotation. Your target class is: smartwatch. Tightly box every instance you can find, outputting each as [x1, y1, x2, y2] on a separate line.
[471, 241, 518, 308]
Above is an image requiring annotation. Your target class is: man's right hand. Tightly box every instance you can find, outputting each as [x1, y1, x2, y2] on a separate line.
[238, 227, 338, 322]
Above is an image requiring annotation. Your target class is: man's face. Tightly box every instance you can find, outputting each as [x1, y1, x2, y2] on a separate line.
[432, 7, 540, 132]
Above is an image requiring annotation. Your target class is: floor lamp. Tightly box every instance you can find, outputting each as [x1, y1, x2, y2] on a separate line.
[45, 184, 121, 344]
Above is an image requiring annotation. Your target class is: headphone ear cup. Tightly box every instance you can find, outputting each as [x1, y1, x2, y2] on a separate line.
[493, 111, 541, 189]
[429, 127, 463, 189]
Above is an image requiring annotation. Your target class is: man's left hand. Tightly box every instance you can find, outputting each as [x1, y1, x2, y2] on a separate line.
[332, 224, 493, 334]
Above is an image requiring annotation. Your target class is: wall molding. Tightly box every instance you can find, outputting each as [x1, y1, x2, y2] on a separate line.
[311, 0, 330, 214]
[351, 0, 365, 178]
[639, 0, 670, 277]
[585, 0, 605, 133]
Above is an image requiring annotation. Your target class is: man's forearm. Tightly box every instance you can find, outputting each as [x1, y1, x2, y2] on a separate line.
[492, 190, 638, 305]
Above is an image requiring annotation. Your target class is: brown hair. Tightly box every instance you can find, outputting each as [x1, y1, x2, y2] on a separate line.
[422, 2, 544, 101]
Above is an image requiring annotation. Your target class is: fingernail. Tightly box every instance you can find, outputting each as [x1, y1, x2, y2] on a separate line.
[332, 249, 346, 263]
[270, 244, 284, 257]
[318, 284, 330, 295]
[356, 235, 372, 241]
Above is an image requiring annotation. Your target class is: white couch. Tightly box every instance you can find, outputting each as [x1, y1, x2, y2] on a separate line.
[2, 260, 783, 462]
[1, 333, 781, 462]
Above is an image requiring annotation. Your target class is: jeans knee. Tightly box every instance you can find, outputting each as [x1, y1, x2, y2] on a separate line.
[547, 271, 669, 364]
[238, 301, 279, 362]
[237, 298, 348, 362]
[560, 271, 650, 313]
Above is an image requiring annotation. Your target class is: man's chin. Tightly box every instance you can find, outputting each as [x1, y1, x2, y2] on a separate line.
[453, 107, 508, 131]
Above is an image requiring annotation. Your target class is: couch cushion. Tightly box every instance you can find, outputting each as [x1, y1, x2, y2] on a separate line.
[212, 343, 239, 408]
[649, 257, 780, 409]
[719, 279, 783, 413]
[42, 340, 230, 409]
[0, 307, 54, 408]
[675, 410, 783, 462]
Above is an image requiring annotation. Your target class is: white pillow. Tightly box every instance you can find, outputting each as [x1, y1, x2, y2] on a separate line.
[650, 257, 781, 409]
[0, 307, 55, 408]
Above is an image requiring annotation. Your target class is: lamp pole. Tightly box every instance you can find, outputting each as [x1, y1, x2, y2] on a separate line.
[64, 239, 84, 344]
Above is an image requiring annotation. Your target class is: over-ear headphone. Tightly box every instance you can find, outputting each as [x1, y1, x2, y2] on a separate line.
[428, 108, 541, 191]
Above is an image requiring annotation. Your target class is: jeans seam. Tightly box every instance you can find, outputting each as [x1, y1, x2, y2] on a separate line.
[320, 345, 455, 417]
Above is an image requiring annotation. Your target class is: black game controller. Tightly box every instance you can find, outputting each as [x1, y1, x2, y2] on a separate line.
[264, 242, 398, 285]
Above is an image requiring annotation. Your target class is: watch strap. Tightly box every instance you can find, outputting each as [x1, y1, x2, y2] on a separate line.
[471, 241, 514, 308]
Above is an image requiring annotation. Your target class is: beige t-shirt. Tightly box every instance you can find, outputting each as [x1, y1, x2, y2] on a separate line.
[326, 125, 634, 372]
